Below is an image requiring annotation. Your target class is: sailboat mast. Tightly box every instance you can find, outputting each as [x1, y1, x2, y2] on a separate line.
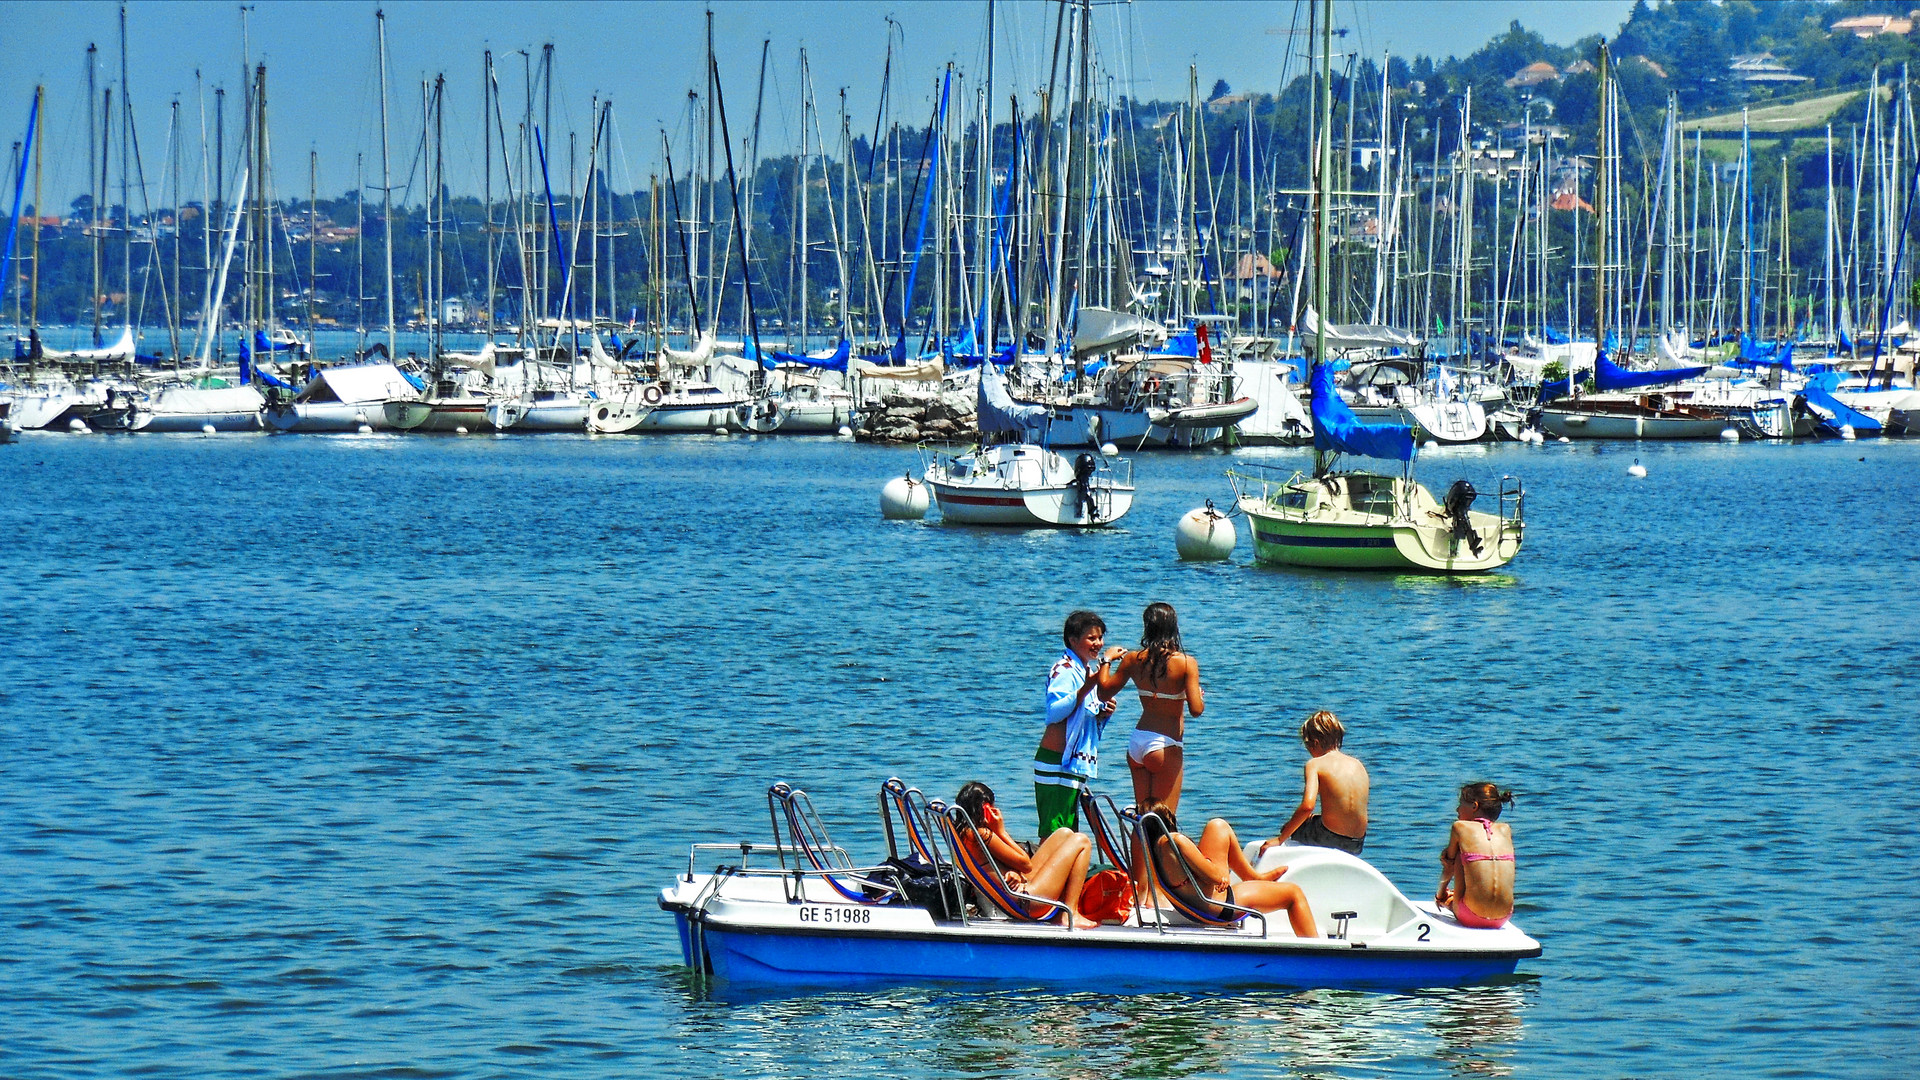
[308, 148, 316, 342]
[118, 5, 134, 346]
[484, 50, 495, 341]
[31, 84, 43, 345]
[1595, 42, 1608, 354]
[377, 9, 395, 359]
[1312, 0, 1332, 477]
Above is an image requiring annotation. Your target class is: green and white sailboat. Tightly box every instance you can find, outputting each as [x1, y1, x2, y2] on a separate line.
[1226, 0, 1522, 574]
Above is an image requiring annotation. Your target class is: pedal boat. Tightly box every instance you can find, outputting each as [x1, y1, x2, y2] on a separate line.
[659, 782, 1539, 990]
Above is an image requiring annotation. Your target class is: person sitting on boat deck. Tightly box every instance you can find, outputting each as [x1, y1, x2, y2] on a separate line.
[1435, 782, 1517, 930]
[1260, 710, 1370, 856]
[956, 781, 1099, 930]
[1107, 601, 1203, 816]
[1141, 799, 1317, 939]
[1033, 610, 1126, 836]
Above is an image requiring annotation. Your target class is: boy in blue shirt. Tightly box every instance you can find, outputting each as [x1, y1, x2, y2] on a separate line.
[1032, 610, 1125, 836]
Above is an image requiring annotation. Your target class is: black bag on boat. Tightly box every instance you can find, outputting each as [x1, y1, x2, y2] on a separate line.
[876, 855, 965, 920]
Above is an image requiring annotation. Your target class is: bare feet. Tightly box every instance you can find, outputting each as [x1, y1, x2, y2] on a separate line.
[1073, 915, 1100, 930]
[1258, 866, 1287, 882]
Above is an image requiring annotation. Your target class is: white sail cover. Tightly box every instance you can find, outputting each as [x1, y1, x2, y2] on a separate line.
[41, 326, 137, 362]
[664, 331, 717, 367]
[1073, 307, 1167, 357]
[852, 356, 944, 382]
[1301, 308, 1421, 352]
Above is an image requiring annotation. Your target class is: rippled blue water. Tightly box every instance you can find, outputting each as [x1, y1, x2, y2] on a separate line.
[2, 431, 1915, 1078]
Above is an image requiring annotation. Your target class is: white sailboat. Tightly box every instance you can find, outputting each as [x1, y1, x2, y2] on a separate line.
[923, 366, 1134, 527]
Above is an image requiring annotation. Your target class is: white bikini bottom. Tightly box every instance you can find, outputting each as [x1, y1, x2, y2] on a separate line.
[1128, 727, 1184, 765]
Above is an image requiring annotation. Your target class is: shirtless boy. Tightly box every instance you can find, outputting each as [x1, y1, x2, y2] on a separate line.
[1260, 710, 1370, 856]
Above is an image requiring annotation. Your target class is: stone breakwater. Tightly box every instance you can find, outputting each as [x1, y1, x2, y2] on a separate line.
[853, 390, 979, 443]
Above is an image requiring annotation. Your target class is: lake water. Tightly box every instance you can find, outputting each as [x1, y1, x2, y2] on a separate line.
[2, 431, 1914, 1078]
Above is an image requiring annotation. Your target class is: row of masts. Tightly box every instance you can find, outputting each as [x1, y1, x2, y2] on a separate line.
[11, 6, 1920, 372]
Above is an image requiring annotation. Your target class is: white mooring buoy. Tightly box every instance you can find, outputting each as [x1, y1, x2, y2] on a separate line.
[837, 425, 854, 438]
[201, 423, 217, 435]
[454, 425, 469, 435]
[1423, 439, 1440, 450]
[358, 423, 374, 434]
[880, 473, 930, 520]
[1627, 459, 1648, 478]
[1840, 424, 1857, 441]
[1557, 436, 1571, 444]
[69, 418, 88, 432]
[712, 426, 729, 436]
[1100, 441, 1120, 457]
[1720, 427, 1740, 441]
[1175, 500, 1237, 561]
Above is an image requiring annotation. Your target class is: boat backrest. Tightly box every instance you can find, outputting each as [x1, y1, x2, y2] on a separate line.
[1077, 788, 1134, 872]
[931, 801, 1070, 924]
[1274, 851, 1421, 938]
[766, 782, 881, 905]
[879, 777, 943, 866]
[1133, 810, 1247, 928]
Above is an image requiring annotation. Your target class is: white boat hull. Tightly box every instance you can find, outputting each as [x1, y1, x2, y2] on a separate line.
[925, 443, 1134, 527]
[266, 401, 397, 431]
[1539, 408, 1725, 439]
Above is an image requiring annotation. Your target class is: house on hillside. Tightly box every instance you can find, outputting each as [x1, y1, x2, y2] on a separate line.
[1351, 138, 1392, 172]
[1505, 61, 1558, 89]
[1730, 53, 1811, 84]
[1830, 13, 1915, 37]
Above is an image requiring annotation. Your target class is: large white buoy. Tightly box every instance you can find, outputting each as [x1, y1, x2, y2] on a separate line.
[201, 423, 217, 435]
[1100, 441, 1120, 457]
[1557, 436, 1571, 444]
[454, 425, 469, 435]
[1627, 459, 1647, 478]
[1840, 424, 1857, 441]
[1423, 439, 1440, 450]
[357, 423, 374, 434]
[712, 426, 729, 436]
[69, 418, 88, 432]
[1175, 500, 1237, 561]
[1719, 427, 1740, 441]
[837, 425, 854, 437]
[880, 473, 930, 520]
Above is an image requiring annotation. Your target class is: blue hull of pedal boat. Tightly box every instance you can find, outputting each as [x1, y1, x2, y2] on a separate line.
[659, 845, 1540, 991]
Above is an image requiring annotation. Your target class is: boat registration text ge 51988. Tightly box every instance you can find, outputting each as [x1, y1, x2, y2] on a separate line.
[798, 905, 873, 924]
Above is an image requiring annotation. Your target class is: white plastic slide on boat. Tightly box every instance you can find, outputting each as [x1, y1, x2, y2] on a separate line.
[660, 780, 1539, 990]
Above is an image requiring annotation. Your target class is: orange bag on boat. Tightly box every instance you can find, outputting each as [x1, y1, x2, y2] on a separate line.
[1078, 869, 1134, 923]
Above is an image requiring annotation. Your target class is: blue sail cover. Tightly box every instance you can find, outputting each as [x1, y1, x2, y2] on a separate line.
[1595, 350, 1707, 390]
[767, 338, 849, 372]
[978, 364, 1047, 441]
[1802, 372, 1882, 432]
[1311, 363, 1414, 462]
[1736, 335, 1796, 371]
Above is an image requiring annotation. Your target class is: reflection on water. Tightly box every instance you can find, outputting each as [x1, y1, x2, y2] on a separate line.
[673, 975, 1537, 1079]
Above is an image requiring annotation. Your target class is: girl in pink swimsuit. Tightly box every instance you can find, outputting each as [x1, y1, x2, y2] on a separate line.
[1435, 782, 1516, 929]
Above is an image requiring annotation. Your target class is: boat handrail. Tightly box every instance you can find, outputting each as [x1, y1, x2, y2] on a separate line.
[1497, 475, 1525, 527]
[703, 860, 909, 904]
[683, 840, 818, 881]
[1127, 808, 1270, 938]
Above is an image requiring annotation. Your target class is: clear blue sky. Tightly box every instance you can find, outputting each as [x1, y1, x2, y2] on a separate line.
[1, 0, 1633, 210]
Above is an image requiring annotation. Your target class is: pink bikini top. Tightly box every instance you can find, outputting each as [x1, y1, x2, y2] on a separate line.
[1460, 818, 1515, 863]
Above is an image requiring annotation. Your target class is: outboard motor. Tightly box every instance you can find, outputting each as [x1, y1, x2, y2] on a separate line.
[1073, 452, 1099, 522]
[1444, 479, 1484, 556]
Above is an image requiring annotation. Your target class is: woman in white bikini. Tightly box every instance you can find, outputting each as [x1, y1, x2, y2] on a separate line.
[1113, 602, 1203, 815]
